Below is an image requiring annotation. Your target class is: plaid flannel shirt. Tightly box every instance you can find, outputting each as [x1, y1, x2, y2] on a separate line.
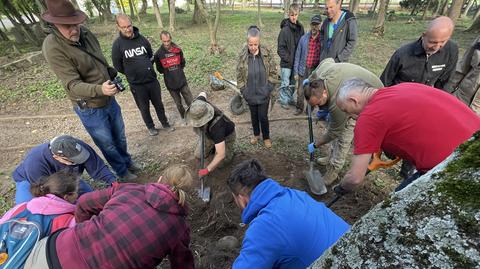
[55, 183, 194, 269]
[306, 35, 321, 68]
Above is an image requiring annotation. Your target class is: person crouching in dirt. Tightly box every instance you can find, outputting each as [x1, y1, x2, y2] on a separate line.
[303, 58, 383, 186]
[236, 25, 278, 148]
[23, 165, 195, 269]
[228, 159, 350, 268]
[185, 92, 236, 177]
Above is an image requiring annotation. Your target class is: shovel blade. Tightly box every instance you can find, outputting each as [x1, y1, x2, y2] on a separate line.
[197, 187, 211, 203]
[304, 162, 327, 195]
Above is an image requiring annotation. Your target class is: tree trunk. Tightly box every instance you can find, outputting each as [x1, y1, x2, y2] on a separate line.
[169, 0, 176, 32]
[352, 0, 360, 13]
[441, 0, 449, 14]
[474, 3, 480, 20]
[20, 0, 37, 23]
[349, 0, 354, 11]
[258, 0, 264, 27]
[128, 0, 135, 18]
[139, 0, 148, 14]
[410, 1, 420, 15]
[283, 0, 290, 18]
[468, 8, 480, 30]
[70, 0, 81, 9]
[462, 0, 476, 17]
[132, 0, 141, 22]
[0, 27, 9, 41]
[0, 17, 8, 32]
[448, 0, 464, 22]
[1, 0, 41, 46]
[314, 0, 319, 8]
[371, 0, 379, 12]
[422, 0, 432, 19]
[193, 0, 204, 24]
[372, 0, 387, 35]
[116, 0, 126, 13]
[195, 0, 221, 53]
[433, 0, 444, 16]
[152, 0, 164, 29]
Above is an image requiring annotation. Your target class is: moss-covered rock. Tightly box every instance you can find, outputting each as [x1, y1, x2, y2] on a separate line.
[309, 132, 480, 269]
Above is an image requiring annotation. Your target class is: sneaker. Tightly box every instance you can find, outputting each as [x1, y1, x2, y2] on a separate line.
[324, 166, 339, 185]
[264, 139, 272, 148]
[293, 108, 303, 116]
[316, 156, 329, 166]
[148, 128, 159, 136]
[162, 124, 176, 132]
[128, 162, 142, 173]
[250, 136, 259, 145]
[119, 171, 138, 182]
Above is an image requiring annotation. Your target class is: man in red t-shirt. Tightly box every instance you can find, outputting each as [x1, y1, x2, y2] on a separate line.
[333, 79, 480, 194]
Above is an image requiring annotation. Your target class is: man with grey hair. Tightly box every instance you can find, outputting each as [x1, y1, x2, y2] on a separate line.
[333, 79, 480, 196]
[237, 25, 278, 148]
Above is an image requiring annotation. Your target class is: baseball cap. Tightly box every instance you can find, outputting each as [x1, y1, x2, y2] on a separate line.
[50, 135, 90, 164]
[311, 15, 322, 25]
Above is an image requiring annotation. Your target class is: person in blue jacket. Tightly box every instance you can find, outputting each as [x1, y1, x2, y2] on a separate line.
[12, 135, 117, 204]
[228, 159, 350, 268]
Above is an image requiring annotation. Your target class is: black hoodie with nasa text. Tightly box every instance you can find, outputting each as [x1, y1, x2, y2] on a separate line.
[111, 27, 157, 85]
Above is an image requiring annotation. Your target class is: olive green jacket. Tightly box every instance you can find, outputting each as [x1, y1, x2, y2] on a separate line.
[42, 26, 111, 108]
[236, 45, 278, 92]
[308, 58, 384, 143]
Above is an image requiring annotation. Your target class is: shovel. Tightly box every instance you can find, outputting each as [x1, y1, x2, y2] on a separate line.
[304, 104, 327, 195]
[197, 130, 211, 202]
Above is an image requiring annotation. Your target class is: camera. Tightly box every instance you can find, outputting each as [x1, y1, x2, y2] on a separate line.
[110, 76, 126, 92]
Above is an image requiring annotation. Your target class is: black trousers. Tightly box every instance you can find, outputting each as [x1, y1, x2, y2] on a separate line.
[130, 80, 169, 129]
[249, 102, 270, 140]
[168, 84, 193, 118]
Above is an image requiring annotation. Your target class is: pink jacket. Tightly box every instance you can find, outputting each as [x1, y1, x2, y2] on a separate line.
[0, 194, 76, 227]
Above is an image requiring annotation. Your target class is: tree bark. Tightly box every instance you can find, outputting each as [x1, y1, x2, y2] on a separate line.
[193, 0, 204, 24]
[474, 3, 480, 20]
[116, 0, 126, 13]
[314, 0, 319, 8]
[152, 0, 164, 29]
[422, 0, 432, 20]
[371, 0, 379, 12]
[462, 0, 476, 17]
[448, 0, 464, 22]
[128, 0, 135, 18]
[195, 0, 221, 52]
[0, 27, 8, 41]
[352, 0, 360, 13]
[139, 0, 148, 14]
[1, 0, 41, 46]
[284, 0, 290, 18]
[169, 0, 176, 32]
[468, 8, 480, 30]
[441, 0, 449, 15]
[433, 0, 444, 16]
[372, 0, 387, 35]
[258, 0, 264, 27]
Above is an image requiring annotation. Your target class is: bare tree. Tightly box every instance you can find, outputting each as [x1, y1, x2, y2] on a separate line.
[193, 0, 204, 24]
[467, 8, 480, 30]
[116, 0, 126, 13]
[462, 0, 476, 17]
[314, 0, 319, 8]
[128, 0, 135, 18]
[422, 0, 432, 19]
[372, 0, 387, 35]
[284, 0, 290, 18]
[0, 0, 41, 46]
[448, 0, 464, 22]
[139, 0, 147, 14]
[351, 0, 360, 13]
[152, 0, 164, 28]
[257, 0, 264, 27]
[169, 0, 176, 32]
[195, 0, 222, 53]
[371, 0, 379, 12]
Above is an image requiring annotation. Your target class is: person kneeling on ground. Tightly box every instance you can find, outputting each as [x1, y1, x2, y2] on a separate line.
[186, 92, 236, 177]
[229, 159, 350, 268]
[237, 25, 278, 148]
[12, 135, 118, 204]
[24, 165, 195, 269]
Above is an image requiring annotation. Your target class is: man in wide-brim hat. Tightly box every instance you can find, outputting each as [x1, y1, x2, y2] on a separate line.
[41, 0, 140, 182]
[185, 92, 236, 177]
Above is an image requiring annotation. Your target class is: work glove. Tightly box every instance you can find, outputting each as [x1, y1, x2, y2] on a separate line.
[307, 142, 316, 154]
[333, 184, 350, 196]
[198, 168, 209, 177]
[302, 79, 310, 87]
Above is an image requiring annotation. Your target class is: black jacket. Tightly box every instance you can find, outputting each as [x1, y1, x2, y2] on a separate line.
[111, 27, 157, 85]
[277, 19, 304, 69]
[319, 10, 357, 63]
[380, 38, 458, 90]
[154, 43, 187, 91]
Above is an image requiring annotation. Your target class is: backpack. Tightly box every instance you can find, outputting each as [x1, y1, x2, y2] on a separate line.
[0, 204, 60, 269]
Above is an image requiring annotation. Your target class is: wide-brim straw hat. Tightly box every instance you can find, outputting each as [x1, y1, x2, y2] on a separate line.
[41, 0, 87, 25]
[185, 100, 215, 128]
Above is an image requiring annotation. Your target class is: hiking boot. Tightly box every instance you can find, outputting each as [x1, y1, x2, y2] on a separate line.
[293, 108, 303, 116]
[148, 128, 159, 136]
[128, 162, 142, 173]
[324, 166, 339, 185]
[316, 156, 329, 166]
[119, 171, 138, 182]
[250, 136, 260, 145]
[264, 139, 272, 148]
[162, 124, 176, 132]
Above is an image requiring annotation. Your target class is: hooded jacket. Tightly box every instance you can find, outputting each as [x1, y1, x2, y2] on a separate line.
[111, 27, 157, 85]
[42, 26, 112, 108]
[154, 43, 188, 91]
[237, 45, 278, 105]
[277, 18, 305, 68]
[0, 194, 76, 229]
[51, 183, 194, 269]
[233, 179, 350, 268]
[319, 10, 357, 63]
[308, 58, 384, 143]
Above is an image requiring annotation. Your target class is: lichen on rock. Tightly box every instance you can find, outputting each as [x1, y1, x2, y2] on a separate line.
[309, 131, 480, 269]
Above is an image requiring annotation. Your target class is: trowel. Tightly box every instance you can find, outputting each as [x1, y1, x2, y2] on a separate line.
[304, 104, 328, 195]
[197, 130, 211, 202]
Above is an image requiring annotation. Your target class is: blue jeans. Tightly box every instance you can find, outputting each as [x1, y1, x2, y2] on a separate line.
[280, 68, 294, 88]
[395, 171, 425, 192]
[74, 98, 131, 177]
[15, 180, 94, 204]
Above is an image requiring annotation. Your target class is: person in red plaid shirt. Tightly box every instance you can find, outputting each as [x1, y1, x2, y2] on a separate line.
[293, 15, 322, 115]
[24, 165, 195, 269]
